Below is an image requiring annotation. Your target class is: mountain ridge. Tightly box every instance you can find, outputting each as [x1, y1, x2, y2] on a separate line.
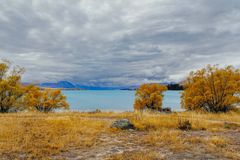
[37, 81, 183, 90]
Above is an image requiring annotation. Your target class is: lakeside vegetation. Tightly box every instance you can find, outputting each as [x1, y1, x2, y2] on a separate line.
[0, 60, 240, 159]
[134, 65, 240, 113]
[0, 111, 239, 159]
[0, 60, 69, 113]
[181, 65, 240, 112]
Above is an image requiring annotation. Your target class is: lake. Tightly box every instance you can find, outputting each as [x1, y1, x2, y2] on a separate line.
[63, 90, 182, 112]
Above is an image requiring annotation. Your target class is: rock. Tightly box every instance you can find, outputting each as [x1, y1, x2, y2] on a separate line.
[111, 119, 135, 130]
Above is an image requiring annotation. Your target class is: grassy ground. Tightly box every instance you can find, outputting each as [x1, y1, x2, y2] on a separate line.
[0, 111, 239, 159]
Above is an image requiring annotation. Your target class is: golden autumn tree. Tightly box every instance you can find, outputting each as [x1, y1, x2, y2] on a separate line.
[181, 65, 240, 112]
[134, 83, 168, 111]
[0, 60, 25, 112]
[24, 86, 69, 112]
[0, 59, 69, 113]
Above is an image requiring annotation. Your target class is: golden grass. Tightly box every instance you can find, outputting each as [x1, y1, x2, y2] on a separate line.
[207, 136, 228, 148]
[142, 129, 188, 152]
[0, 112, 111, 159]
[69, 111, 240, 131]
[186, 136, 203, 144]
[74, 111, 208, 131]
[77, 109, 239, 120]
[0, 111, 239, 159]
[129, 112, 225, 131]
[178, 111, 240, 123]
[204, 136, 240, 159]
[107, 151, 164, 160]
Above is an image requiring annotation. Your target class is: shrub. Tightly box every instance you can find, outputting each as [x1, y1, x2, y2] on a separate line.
[161, 107, 172, 113]
[24, 86, 69, 112]
[178, 119, 192, 130]
[134, 83, 167, 111]
[0, 60, 25, 112]
[181, 65, 240, 112]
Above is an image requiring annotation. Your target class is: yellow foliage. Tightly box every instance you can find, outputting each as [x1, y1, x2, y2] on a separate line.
[0, 60, 69, 112]
[24, 86, 69, 112]
[134, 83, 167, 111]
[0, 60, 25, 112]
[181, 65, 240, 112]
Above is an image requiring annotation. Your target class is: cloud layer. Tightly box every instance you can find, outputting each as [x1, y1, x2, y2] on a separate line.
[1, 0, 240, 86]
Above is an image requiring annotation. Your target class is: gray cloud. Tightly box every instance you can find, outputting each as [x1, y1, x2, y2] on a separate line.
[1, 0, 240, 86]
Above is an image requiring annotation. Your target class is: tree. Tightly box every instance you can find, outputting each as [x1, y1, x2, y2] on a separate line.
[24, 86, 69, 112]
[0, 60, 25, 112]
[181, 65, 240, 112]
[0, 59, 69, 113]
[134, 83, 167, 111]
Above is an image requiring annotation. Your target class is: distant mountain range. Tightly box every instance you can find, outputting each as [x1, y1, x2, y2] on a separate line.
[39, 81, 125, 90]
[40, 81, 76, 89]
[37, 81, 183, 90]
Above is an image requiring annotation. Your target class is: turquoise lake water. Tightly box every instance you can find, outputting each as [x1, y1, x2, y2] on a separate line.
[63, 90, 182, 112]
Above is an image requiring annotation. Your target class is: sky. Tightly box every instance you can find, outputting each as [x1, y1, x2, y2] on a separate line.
[0, 0, 240, 86]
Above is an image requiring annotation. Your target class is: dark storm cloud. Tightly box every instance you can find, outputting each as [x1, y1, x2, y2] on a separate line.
[1, 0, 240, 86]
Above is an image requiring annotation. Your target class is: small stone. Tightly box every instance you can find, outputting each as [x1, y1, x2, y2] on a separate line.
[111, 119, 135, 130]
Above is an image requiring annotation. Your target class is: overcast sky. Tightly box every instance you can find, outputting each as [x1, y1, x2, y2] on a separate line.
[1, 0, 240, 86]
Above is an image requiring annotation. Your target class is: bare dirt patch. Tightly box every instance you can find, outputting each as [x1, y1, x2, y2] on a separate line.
[52, 129, 240, 160]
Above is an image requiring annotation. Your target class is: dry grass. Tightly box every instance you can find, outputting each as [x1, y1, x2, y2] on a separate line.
[207, 136, 228, 148]
[71, 111, 135, 119]
[0, 111, 239, 159]
[142, 129, 188, 152]
[0, 112, 111, 159]
[131, 110, 240, 131]
[203, 135, 240, 159]
[178, 111, 240, 124]
[186, 136, 203, 144]
[107, 151, 164, 160]
[129, 112, 226, 131]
